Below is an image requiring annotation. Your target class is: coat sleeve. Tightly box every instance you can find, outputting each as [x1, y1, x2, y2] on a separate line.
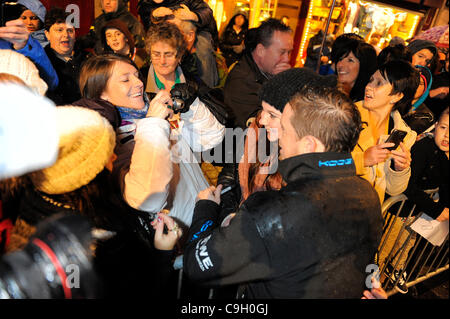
[404, 139, 446, 218]
[17, 37, 59, 90]
[183, 200, 271, 286]
[180, 97, 225, 152]
[351, 145, 371, 177]
[187, 0, 215, 29]
[122, 117, 173, 213]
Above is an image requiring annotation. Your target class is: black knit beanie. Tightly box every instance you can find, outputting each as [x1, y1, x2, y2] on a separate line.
[407, 39, 438, 56]
[259, 68, 338, 112]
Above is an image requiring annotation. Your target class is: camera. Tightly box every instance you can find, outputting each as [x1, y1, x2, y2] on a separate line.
[0, 213, 98, 299]
[168, 82, 199, 114]
[170, 88, 186, 113]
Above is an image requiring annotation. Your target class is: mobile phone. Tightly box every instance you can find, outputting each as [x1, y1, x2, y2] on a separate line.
[1, 2, 22, 27]
[384, 129, 407, 151]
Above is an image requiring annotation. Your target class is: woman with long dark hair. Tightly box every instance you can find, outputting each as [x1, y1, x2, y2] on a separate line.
[334, 39, 377, 102]
[219, 13, 249, 67]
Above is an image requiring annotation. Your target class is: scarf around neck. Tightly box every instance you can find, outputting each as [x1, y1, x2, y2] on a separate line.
[116, 93, 150, 120]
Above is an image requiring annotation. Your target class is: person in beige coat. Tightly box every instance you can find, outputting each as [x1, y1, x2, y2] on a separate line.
[351, 60, 420, 204]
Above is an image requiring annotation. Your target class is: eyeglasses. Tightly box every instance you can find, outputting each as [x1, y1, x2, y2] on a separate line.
[151, 51, 177, 60]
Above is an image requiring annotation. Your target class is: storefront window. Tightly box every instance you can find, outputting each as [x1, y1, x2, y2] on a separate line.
[207, 0, 298, 32]
[296, 0, 423, 66]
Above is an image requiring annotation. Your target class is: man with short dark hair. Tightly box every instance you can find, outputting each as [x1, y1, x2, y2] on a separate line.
[183, 85, 383, 298]
[44, 7, 88, 105]
[224, 18, 293, 128]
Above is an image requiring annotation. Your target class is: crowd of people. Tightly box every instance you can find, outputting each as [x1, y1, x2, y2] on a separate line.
[0, 0, 448, 299]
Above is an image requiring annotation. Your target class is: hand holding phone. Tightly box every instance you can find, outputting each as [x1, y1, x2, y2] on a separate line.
[384, 129, 407, 151]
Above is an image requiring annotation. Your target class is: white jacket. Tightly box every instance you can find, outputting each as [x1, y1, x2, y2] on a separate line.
[114, 97, 225, 228]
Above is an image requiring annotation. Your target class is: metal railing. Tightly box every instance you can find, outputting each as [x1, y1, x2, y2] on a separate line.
[377, 192, 449, 297]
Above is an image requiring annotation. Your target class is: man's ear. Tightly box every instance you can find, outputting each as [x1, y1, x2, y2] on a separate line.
[44, 30, 49, 39]
[299, 135, 326, 154]
[254, 43, 266, 59]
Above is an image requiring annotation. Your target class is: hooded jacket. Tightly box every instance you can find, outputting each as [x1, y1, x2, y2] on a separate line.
[183, 152, 383, 298]
[407, 39, 439, 73]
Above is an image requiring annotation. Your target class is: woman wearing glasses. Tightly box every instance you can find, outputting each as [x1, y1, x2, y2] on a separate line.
[142, 21, 205, 99]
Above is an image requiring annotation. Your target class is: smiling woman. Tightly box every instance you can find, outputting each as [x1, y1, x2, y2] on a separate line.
[77, 52, 225, 229]
[334, 39, 378, 102]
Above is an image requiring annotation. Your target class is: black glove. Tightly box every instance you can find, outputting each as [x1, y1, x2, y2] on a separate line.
[170, 82, 199, 113]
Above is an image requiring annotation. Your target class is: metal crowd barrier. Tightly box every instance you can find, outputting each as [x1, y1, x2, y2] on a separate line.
[377, 192, 449, 297]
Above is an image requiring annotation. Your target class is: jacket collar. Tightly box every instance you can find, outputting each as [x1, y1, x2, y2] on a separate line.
[145, 64, 186, 93]
[278, 152, 356, 184]
[242, 52, 270, 84]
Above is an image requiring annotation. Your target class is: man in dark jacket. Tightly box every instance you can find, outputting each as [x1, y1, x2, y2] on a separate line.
[223, 18, 293, 128]
[183, 85, 383, 298]
[44, 8, 88, 105]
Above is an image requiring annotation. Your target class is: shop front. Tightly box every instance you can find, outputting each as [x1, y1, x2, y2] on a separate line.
[207, 0, 445, 68]
[294, 0, 428, 66]
[206, 0, 302, 34]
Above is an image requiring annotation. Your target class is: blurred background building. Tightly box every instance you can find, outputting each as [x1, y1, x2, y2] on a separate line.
[37, 0, 450, 67]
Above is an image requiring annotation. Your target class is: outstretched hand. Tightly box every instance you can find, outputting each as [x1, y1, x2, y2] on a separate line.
[362, 287, 388, 299]
[174, 4, 198, 22]
[152, 7, 174, 18]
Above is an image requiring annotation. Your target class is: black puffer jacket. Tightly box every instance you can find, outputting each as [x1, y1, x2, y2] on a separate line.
[183, 152, 383, 298]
